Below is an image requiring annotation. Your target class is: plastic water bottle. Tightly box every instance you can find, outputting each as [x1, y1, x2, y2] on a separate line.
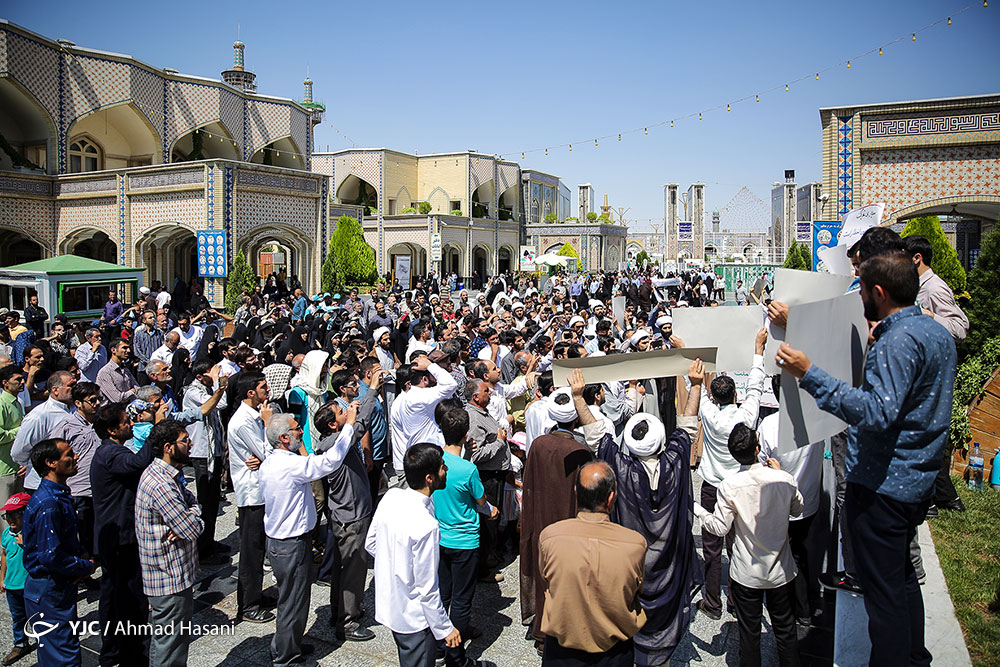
[968, 442, 984, 492]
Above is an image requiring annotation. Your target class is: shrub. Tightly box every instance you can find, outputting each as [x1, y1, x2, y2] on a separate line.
[450, 209, 463, 217]
[782, 241, 810, 271]
[557, 242, 583, 271]
[418, 201, 432, 214]
[586, 212, 598, 222]
[400, 207, 417, 214]
[950, 336, 1000, 453]
[901, 216, 967, 293]
[544, 213, 557, 223]
[321, 215, 377, 292]
[961, 221, 1000, 356]
[224, 250, 257, 313]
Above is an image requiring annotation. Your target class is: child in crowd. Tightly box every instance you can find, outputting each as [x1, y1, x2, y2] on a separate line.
[1, 493, 32, 665]
[124, 399, 158, 453]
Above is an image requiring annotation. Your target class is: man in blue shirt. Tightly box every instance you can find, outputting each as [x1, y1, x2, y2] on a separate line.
[358, 357, 390, 505]
[433, 401, 497, 667]
[23, 437, 96, 666]
[291, 289, 308, 323]
[777, 251, 956, 667]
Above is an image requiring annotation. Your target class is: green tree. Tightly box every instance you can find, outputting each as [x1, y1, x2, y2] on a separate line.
[224, 250, 257, 313]
[962, 221, 1000, 355]
[544, 213, 557, 223]
[598, 213, 612, 224]
[782, 241, 810, 271]
[322, 215, 377, 292]
[418, 201, 432, 215]
[586, 212, 598, 222]
[557, 242, 583, 271]
[900, 215, 967, 293]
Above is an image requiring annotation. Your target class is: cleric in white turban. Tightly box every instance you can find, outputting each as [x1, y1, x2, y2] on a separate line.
[595, 359, 707, 665]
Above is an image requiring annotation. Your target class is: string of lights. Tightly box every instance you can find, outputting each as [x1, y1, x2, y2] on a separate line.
[500, 1, 987, 161]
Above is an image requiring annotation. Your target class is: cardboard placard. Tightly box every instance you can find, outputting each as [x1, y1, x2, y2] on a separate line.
[551, 347, 717, 387]
[776, 292, 868, 453]
[671, 306, 763, 371]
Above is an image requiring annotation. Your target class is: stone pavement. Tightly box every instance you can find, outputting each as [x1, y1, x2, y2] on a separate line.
[0, 466, 968, 666]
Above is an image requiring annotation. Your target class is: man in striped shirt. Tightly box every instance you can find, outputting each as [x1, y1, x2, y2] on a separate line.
[135, 420, 204, 667]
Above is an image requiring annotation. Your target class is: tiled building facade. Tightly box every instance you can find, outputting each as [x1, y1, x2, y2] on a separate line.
[820, 93, 999, 268]
[0, 20, 335, 303]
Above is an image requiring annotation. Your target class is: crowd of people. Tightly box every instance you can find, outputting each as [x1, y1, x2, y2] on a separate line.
[0, 227, 966, 667]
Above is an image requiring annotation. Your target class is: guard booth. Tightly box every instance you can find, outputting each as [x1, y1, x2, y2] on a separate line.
[0, 256, 145, 326]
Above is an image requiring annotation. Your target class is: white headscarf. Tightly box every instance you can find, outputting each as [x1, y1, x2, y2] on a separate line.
[290, 350, 329, 399]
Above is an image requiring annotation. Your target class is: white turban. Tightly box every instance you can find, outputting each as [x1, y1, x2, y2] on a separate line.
[513, 302, 524, 311]
[589, 299, 603, 310]
[623, 413, 666, 457]
[373, 327, 390, 342]
[568, 316, 585, 327]
[629, 330, 651, 347]
[655, 315, 672, 328]
[548, 388, 578, 423]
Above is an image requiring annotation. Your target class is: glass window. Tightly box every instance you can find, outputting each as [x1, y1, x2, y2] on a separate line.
[61, 285, 87, 312]
[88, 285, 112, 310]
[69, 138, 103, 173]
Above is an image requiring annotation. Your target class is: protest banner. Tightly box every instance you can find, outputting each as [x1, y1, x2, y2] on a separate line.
[552, 347, 717, 388]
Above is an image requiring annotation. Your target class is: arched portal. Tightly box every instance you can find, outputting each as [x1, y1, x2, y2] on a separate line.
[498, 245, 514, 274]
[704, 245, 718, 259]
[336, 174, 379, 212]
[249, 136, 303, 170]
[171, 122, 240, 163]
[0, 78, 56, 173]
[442, 244, 463, 277]
[66, 101, 160, 171]
[136, 224, 198, 294]
[61, 228, 117, 264]
[472, 245, 491, 280]
[0, 228, 45, 266]
[241, 224, 315, 294]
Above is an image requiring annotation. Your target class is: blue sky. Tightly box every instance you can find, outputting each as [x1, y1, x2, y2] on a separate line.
[7, 0, 997, 230]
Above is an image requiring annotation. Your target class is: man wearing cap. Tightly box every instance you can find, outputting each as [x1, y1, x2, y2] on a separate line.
[520, 379, 595, 649]
[291, 289, 308, 323]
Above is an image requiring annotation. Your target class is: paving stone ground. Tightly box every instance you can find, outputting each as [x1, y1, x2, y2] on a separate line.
[0, 458, 965, 666]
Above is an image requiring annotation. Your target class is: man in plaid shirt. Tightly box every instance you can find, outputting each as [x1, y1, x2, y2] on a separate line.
[135, 420, 204, 667]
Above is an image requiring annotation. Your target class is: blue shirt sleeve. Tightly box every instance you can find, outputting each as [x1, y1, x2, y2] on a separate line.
[32, 504, 92, 578]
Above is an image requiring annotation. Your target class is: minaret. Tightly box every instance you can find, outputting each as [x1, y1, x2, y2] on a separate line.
[300, 76, 325, 126]
[222, 40, 257, 93]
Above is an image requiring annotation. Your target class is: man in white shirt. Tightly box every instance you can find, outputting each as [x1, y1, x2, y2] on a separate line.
[389, 356, 457, 479]
[150, 331, 180, 366]
[10, 371, 75, 491]
[756, 374, 825, 623]
[226, 371, 275, 624]
[467, 359, 533, 427]
[260, 410, 355, 666]
[694, 423, 803, 666]
[365, 443, 463, 667]
[696, 327, 767, 619]
[523, 372, 556, 453]
[405, 321, 435, 363]
[75, 328, 107, 383]
[170, 312, 203, 354]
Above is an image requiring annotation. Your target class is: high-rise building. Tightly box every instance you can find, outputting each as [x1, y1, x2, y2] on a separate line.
[771, 170, 797, 259]
[578, 183, 595, 220]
